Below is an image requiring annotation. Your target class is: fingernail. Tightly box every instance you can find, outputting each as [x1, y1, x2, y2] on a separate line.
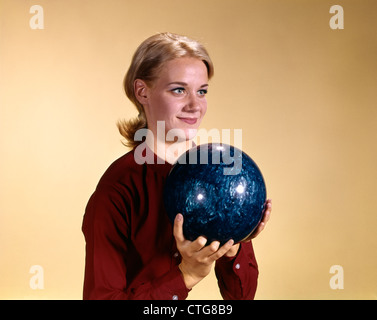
[176, 213, 183, 221]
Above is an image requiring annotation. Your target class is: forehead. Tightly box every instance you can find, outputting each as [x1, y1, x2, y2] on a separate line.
[157, 57, 208, 83]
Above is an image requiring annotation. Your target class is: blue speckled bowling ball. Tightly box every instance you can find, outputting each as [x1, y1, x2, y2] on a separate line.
[164, 143, 266, 245]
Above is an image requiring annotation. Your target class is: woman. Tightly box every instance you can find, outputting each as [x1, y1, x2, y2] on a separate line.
[82, 32, 272, 300]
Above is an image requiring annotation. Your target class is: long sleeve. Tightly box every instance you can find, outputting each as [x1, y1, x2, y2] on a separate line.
[214, 241, 259, 300]
[82, 183, 189, 300]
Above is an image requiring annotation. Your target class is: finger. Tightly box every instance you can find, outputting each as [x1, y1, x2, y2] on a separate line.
[241, 199, 272, 242]
[173, 213, 185, 244]
[265, 199, 272, 211]
[251, 221, 265, 239]
[261, 199, 272, 223]
[208, 239, 234, 261]
[198, 240, 220, 257]
[263, 199, 272, 212]
[189, 236, 208, 252]
[250, 213, 268, 239]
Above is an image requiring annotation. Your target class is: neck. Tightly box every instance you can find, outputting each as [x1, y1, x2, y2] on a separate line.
[145, 131, 193, 164]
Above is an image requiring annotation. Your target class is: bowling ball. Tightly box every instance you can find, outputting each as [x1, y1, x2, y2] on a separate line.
[163, 143, 266, 245]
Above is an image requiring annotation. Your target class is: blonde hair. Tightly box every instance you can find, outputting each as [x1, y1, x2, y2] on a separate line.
[117, 32, 214, 148]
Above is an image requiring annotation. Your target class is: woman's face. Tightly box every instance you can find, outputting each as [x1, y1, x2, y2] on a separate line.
[139, 57, 209, 142]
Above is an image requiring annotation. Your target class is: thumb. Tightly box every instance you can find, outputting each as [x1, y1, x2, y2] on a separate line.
[173, 213, 185, 244]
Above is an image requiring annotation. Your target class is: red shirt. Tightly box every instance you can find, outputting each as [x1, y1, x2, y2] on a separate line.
[82, 148, 259, 300]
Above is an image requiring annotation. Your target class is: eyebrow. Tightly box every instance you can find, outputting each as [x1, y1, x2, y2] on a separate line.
[167, 82, 208, 88]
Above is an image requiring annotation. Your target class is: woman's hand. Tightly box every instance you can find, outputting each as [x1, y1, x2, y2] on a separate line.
[249, 199, 272, 239]
[173, 199, 272, 288]
[220, 199, 273, 257]
[241, 199, 272, 242]
[173, 213, 235, 289]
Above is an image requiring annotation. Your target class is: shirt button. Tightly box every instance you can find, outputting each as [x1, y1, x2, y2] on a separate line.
[172, 295, 178, 300]
[235, 263, 240, 270]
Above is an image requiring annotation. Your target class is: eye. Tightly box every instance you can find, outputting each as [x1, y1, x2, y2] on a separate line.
[171, 87, 185, 95]
[198, 89, 208, 96]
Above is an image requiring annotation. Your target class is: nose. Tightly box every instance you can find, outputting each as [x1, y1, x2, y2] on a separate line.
[184, 92, 202, 112]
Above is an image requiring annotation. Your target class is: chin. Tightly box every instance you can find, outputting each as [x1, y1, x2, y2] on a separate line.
[166, 127, 198, 142]
[185, 128, 198, 140]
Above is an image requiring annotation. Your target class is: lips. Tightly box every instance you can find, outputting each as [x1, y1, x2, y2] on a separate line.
[178, 117, 198, 125]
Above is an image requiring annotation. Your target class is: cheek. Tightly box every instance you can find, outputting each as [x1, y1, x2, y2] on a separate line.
[200, 100, 208, 117]
[166, 100, 183, 116]
[149, 95, 177, 119]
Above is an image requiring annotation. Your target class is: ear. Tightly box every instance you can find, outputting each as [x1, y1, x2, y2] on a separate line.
[134, 79, 149, 105]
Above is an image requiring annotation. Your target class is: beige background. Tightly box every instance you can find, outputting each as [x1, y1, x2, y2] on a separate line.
[1, 0, 376, 299]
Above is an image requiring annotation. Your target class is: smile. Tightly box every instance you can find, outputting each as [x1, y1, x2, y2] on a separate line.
[178, 117, 198, 125]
